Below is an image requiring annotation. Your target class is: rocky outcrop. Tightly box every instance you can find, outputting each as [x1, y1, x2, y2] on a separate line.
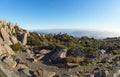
[0, 43, 15, 56]
[0, 28, 12, 45]
[3, 44, 15, 55]
[0, 62, 20, 77]
[0, 19, 120, 77]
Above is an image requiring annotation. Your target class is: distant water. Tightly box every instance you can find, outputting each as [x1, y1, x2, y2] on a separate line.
[32, 29, 120, 39]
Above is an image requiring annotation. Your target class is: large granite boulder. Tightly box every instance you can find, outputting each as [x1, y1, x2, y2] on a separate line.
[3, 44, 15, 55]
[0, 28, 12, 45]
[51, 49, 67, 61]
[0, 43, 15, 56]
[10, 36, 18, 44]
[22, 33, 27, 45]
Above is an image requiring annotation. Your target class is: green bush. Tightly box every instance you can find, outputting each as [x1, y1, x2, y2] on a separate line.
[55, 44, 68, 50]
[11, 43, 24, 51]
[81, 58, 92, 65]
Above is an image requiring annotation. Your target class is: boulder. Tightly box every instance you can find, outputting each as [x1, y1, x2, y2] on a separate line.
[113, 69, 120, 77]
[0, 28, 12, 45]
[89, 74, 94, 77]
[26, 49, 32, 55]
[22, 33, 27, 45]
[3, 55, 17, 68]
[10, 36, 18, 44]
[3, 44, 15, 55]
[51, 49, 67, 60]
[0, 43, 15, 56]
[101, 70, 109, 77]
[34, 70, 56, 77]
[95, 70, 109, 77]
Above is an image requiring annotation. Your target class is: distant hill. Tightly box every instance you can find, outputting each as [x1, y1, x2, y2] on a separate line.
[34, 29, 120, 39]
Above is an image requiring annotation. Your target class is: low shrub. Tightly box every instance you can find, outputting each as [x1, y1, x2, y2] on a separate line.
[11, 43, 24, 51]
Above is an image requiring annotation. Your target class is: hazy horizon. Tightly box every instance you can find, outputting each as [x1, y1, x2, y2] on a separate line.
[31, 29, 120, 39]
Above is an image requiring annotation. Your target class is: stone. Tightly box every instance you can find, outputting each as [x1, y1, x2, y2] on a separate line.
[62, 73, 72, 77]
[101, 70, 109, 77]
[99, 49, 106, 55]
[17, 64, 28, 69]
[39, 49, 51, 55]
[66, 63, 79, 68]
[113, 70, 120, 77]
[26, 49, 32, 55]
[34, 70, 56, 77]
[51, 49, 67, 60]
[3, 55, 17, 68]
[22, 33, 27, 45]
[85, 74, 94, 77]
[10, 36, 18, 44]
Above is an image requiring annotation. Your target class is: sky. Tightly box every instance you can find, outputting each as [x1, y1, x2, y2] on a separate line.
[0, 0, 120, 32]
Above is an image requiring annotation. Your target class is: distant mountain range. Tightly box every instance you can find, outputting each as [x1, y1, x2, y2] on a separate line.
[33, 29, 120, 39]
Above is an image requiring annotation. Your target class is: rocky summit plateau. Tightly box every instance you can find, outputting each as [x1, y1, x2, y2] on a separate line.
[0, 19, 119, 77]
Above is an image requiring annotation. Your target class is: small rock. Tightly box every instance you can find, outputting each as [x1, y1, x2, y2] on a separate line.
[17, 63, 28, 69]
[39, 49, 51, 55]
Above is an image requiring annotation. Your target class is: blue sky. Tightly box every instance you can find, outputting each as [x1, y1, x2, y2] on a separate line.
[0, 0, 120, 32]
